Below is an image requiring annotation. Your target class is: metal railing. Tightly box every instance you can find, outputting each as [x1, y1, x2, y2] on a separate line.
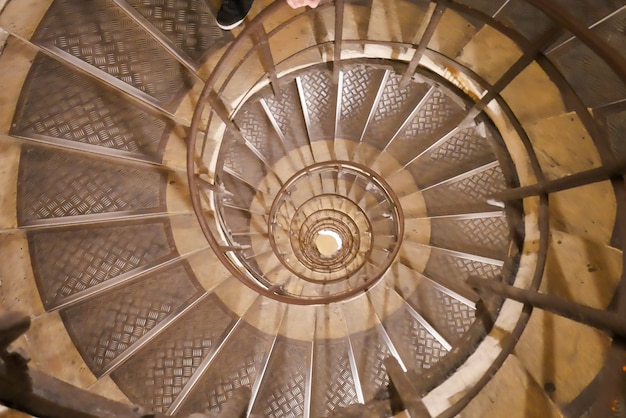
[0, 0, 624, 416]
[184, 0, 626, 416]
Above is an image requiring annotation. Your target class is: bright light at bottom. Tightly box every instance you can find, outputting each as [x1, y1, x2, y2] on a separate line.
[315, 229, 343, 256]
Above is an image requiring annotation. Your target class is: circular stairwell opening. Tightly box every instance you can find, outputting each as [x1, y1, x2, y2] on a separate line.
[193, 60, 519, 308]
[184, 58, 524, 411]
[315, 229, 342, 257]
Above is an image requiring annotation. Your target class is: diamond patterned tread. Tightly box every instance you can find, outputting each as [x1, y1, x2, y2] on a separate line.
[606, 109, 626, 157]
[220, 206, 254, 250]
[382, 306, 449, 373]
[33, 0, 194, 110]
[407, 125, 497, 188]
[234, 102, 290, 167]
[421, 164, 507, 216]
[547, 38, 626, 109]
[221, 206, 254, 235]
[337, 65, 387, 142]
[311, 338, 359, 417]
[219, 171, 269, 216]
[17, 147, 165, 223]
[385, 88, 467, 167]
[262, 82, 312, 155]
[28, 220, 175, 309]
[176, 322, 274, 415]
[361, 73, 431, 152]
[3, 0, 606, 410]
[111, 294, 236, 413]
[590, 6, 626, 62]
[298, 70, 338, 142]
[423, 249, 503, 284]
[12, 54, 171, 160]
[348, 327, 391, 401]
[494, 1, 553, 42]
[61, 263, 204, 376]
[218, 133, 271, 189]
[124, 0, 229, 62]
[250, 338, 310, 418]
[429, 215, 510, 260]
[549, 0, 624, 28]
[406, 283, 476, 346]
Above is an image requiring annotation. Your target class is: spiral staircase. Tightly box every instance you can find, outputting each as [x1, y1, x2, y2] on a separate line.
[0, 0, 625, 417]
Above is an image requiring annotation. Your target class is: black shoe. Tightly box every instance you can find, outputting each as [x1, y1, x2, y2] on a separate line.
[216, 0, 255, 30]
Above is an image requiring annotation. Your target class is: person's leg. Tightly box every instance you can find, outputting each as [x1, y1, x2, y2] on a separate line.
[286, 0, 320, 8]
[215, 0, 321, 31]
[216, 0, 255, 30]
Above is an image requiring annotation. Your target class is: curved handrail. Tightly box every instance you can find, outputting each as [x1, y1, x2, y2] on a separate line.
[183, 0, 626, 415]
[1, 0, 624, 417]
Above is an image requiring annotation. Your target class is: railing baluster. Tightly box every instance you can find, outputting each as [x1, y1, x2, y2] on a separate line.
[491, 158, 626, 201]
[385, 357, 432, 418]
[399, 2, 446, 88]
[467, 276, 626, 339]
[254, 28, 280, 96]
[333, 0, 345, 82]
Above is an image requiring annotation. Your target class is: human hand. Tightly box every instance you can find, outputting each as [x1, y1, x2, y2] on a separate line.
[286, 0, 321, 9]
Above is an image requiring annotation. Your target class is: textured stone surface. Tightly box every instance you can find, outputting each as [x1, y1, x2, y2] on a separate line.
[462, 355, 563, 418]
[515, 311, 611, 406]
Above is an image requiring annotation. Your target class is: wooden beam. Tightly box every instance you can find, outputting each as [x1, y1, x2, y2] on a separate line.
[384, 357, 432, 418]
[492, 159, 626, 201]
[0, 312, 30, 353]
[467, 277, 626, 338]
[0, 350, 154, 418]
